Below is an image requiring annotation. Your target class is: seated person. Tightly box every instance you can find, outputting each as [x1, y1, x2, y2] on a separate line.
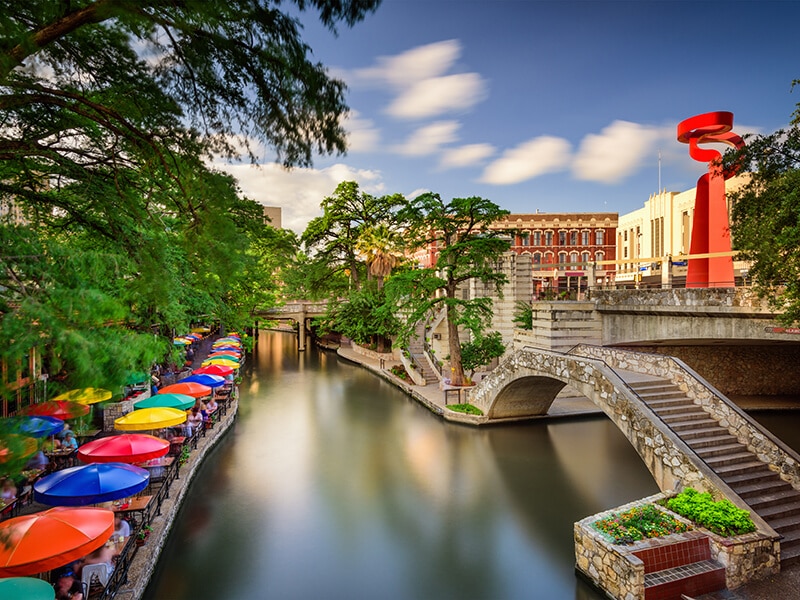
[81, 543, 115, 578]
[25, 449, 49, 471]
[112, 514, 131, 542]
[205, 397, 219, 413]
[185, 407, 204, 435]
[62, 431, 79, 451]
[54, 570, 84, 600]
[0, 477, 17, 501]
[43, 436, 62, 452]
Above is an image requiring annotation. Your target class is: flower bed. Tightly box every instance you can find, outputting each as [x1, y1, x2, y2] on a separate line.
[592, 503, 692, 544]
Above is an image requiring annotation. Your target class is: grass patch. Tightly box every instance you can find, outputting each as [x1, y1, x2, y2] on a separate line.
[447, 403, 483, 416]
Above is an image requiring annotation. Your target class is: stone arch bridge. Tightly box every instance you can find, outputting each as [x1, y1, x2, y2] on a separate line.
[469, 344, 800, 565]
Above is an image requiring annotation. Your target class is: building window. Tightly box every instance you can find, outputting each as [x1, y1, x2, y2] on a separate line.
[596, 230, 604, 245]
[521, 233, 530, 247]
[533, 231, 541, 246]
[595, 251, 605, 263]
[569, 252, 578, 265]
[582, 251, 590, 264]
[623, 230, 628, 242]
[559, 231, 566, 246]
[533, 252, 541, 265]
[570, 231, 578, 245]
[545, 231, 553, 246]
[582, 231, 590, 246]
[558, 252, 567, 264]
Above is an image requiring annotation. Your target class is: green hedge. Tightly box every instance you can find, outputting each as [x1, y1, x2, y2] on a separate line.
[664, 488, 756, 537]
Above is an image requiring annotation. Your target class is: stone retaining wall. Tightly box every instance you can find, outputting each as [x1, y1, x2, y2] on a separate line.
[575, 492, 780, 599]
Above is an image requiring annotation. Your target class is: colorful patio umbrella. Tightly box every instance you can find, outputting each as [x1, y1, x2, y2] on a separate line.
[158, 382, 212, 398]
[22, 400, 90, 420]
[201, 358, 239, 369]
[51, 388, 112, 405]
[212, 340, 241, 347]
[193, 364, 234, 377]
[180, 374, 226, 388]
[0, 577, 56, 599]
[207, 353, 240, 361]
[0, 506, 114, 577]
[173, 337, 190, 346]
[134, 392, 195, 411]
[184, 333, 202, 341]
[191, 326, 211, 333]
[77, 433, 169, 464]
[210, 348, 241, 355]
[1, 415, 64, 438]
[114, 407, 187, 431]
[34, 462, 149, 506]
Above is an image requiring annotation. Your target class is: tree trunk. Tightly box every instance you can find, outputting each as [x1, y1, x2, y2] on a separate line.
[446, 302, 465, 386]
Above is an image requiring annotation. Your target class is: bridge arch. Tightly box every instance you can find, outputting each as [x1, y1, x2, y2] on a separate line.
[471, 347, 711, 494]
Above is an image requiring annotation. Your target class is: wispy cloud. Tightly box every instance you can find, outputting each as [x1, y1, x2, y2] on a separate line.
[572, 120, 660, 184]
[481, 136, 572, 185]
[439, 144, 495, 169]
[341, 110, 380, 153]
[393, 121, 460, 156]
[214, 162, 384, 234]
[350, 40, 488, 120]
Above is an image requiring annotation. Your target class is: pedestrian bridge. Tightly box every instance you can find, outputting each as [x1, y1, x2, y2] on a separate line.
[469, 344, 800, 564]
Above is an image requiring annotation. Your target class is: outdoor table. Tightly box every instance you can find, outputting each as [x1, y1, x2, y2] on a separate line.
[0, 497, 16, 521]
[44, 448, 76, 470]
[136, 456, 174, 483]
[113, 495, 153, 529]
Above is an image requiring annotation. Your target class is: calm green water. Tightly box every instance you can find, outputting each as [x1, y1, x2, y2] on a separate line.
[145, 331, 706, 600]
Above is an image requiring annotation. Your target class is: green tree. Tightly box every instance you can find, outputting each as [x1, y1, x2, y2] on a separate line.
[724, 124, 800, 324]
[318, 286, 400, 349]
[301, 181, 406, 293]
[386, 193, 511, 386]
[460, 331, 506, 380]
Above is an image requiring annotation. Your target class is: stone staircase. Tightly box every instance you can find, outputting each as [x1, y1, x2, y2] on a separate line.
[628, 377, 800, 566]
[407, 321, 439, 386]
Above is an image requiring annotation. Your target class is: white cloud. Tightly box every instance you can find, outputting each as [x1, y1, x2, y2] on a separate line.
[406, 188, 430, 200]
[214, 162, 384, 234]
[481, 136, 572, 185]
[340, 110, 380, 153]
[439, 144, 495, 169]
[387, 73, 487, 120]
[573, 120, 661, 184]
[393, 121, 460, 156]
[350, 40, 488, 120]
[353, 40, 461, 89]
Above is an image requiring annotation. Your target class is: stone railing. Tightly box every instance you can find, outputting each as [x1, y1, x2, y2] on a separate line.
[572, 345, 800, 491]
[590, 287, 774, 311]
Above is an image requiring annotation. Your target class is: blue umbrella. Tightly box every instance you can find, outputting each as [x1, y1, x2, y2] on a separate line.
[33, 462, 149, 506]
[180, 374, 226, 388]
[1, 415, 64, 438]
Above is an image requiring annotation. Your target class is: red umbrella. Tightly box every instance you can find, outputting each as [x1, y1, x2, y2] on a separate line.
[22, 400, 90, 420]
[158, 382, 212, 398]
[193, 365, 234, 377]
[77, 434, 170, 464]
[0, 507, 114, 577]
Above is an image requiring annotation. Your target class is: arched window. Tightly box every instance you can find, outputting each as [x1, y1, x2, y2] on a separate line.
[595, 230, 605, 245]
[558, 251, 567, 265]
[545, 231, 553, 246]
[570, 231, 578, 245]
[569, 252, 578, 265]
[582, 252, 590, 264]
[595, 250, 605, 262]
[533, 252, 542, 265]
[582, 230, 590, 246]
[559, 231, 567, 246]
[533, 231, 541, 246]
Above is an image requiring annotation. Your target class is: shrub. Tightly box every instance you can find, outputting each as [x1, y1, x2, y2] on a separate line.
[390, 365, 410, 381]
[593, 504, 691, 544]
[664, 488, 756, 537]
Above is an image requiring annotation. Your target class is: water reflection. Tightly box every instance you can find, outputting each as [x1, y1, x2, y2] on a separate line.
[146, 332, 662, 600]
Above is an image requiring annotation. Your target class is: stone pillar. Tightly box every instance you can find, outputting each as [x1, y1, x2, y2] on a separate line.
[298, 314, 307, 351]
[662, 256, 673, 289]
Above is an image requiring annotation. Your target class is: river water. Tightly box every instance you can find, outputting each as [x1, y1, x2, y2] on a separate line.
[144, 331, 799, 600]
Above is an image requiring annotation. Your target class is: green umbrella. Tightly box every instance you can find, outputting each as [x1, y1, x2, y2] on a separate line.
[0, 577, 55, 599]
[133, 393, 195, 411]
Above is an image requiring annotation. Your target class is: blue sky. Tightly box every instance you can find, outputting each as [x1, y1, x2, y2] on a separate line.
[215, 0, 800, 233]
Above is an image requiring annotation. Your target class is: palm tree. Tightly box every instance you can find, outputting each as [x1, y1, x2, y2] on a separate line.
[355, 223, 405, 290]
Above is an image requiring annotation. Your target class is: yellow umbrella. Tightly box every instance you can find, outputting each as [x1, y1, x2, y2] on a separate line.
[201, 358, 239, 368]
[51, 388, 113, 405]
[114, 407, 187, 431]
[191, 326, 211, 333]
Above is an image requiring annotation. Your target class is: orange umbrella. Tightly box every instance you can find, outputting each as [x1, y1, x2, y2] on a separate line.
[158, 382, 212, 398]
[0, 507, 114, 577]
[22, 400, 90, 420]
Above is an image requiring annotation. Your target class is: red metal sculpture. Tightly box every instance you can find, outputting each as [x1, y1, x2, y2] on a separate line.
[677, 112, 744, 288]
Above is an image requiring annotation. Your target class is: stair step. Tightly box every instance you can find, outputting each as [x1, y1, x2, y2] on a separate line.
[684, 434, 740, 449]
[643, 559, 725, 594]
[735, 479, 795, 500]
[679, 426, 732, 441]
[724, 468, 783, 487]
[669, 418, 720, 432]
[747, 492, 800, 516]
[695, 442, 751, 458]
[703, 451, 758, 467]
[766, 514, 800, 533]
[661, 411, 712, 423]
[714, 460, 773, 477]
[641, 394, 689, 404]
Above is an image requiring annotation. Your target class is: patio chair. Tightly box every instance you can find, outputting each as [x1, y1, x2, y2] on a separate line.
[81, 562, 112, 598]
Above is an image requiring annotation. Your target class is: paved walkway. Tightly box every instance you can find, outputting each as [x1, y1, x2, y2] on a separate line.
[334, 342, 800, 599]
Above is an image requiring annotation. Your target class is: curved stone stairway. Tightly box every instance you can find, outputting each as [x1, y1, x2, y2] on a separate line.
[628, 376, 800, 566]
